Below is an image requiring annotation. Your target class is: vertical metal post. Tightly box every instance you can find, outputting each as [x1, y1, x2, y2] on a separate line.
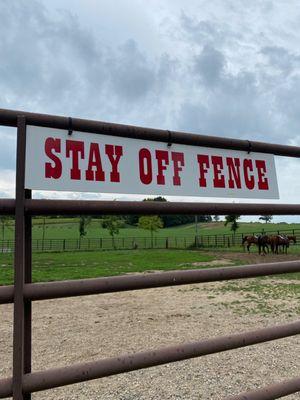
[13, 116, 32, 399]
[24, 189, 32, 400]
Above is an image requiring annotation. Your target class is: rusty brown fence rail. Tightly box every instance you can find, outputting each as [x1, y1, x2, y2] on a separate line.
[1, 320, 300, 398]
[1, 108, 300, 399]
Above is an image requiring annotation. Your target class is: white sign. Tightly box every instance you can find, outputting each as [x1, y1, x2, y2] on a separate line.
[25, 125, 279, 199]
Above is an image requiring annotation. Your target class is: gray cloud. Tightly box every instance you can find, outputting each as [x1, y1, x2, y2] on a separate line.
[194, 45, 225, 87]
[180, 12, 240, 48]
[175, 11, 300, 145]
[109, 40, 155, 101]
[0, 0, 173, 122]
[261, 46, 300, 74]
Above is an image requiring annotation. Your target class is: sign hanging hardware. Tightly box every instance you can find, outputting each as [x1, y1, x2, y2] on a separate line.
[68, 117, 73, 136]
[247, 140, 252, 154]
[167, 130, 172, 147]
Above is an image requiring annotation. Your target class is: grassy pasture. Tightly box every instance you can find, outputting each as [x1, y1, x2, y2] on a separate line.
[1, 247, 299, 285]
[0, 249, 216, 285]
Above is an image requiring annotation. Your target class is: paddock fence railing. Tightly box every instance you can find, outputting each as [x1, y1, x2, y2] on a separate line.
[0, 108, 300, 399]
[1, 227, 300, 253]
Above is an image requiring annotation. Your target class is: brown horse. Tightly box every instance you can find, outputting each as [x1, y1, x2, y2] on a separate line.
[257, 235, 270, 255]
[242, 235, 269, 254]
[269, 235, 290, 254]
[287, 235, 297, 244]
[242, 235, 258, 252]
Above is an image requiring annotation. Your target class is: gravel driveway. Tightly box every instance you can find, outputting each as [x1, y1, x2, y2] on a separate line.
[1, 255, 300, 399]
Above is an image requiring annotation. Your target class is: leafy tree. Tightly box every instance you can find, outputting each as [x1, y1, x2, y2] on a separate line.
[101, 216, 123, 248]
[123, 196, 212, 228]
[143, 196, 167, 203]
[79, 216, 91, 238]
[123, 214, 139, 226]
[122, 196, 212, 227]
[138, 215, 163, 248]
[259, 215, 273, 224]
[224, 215, 240, 233]
[136, 197, 212, 227]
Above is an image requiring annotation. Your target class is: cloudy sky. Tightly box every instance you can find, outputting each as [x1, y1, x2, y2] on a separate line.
[1, 0, 300, 221]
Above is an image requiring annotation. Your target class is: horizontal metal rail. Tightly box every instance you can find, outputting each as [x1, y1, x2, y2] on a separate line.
[0, 319, 300, 398]
[4, 199, 300, 216]
[25, 200, 300, 216]
[225, 375, 300, 400]
[1, 108, 300, 157]
[0, 286, 14, 304]
[1, 260, 300, 305]
[0, 199, 14, 215]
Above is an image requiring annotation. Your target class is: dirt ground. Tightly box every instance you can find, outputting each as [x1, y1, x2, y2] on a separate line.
[1, 252, 300, 399]
[210, 250, 300, 265]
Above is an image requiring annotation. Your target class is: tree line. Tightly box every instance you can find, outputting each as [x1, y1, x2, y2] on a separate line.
[0, 199, 274, 245]
[224, 215, 273, 233]
[121, 197, 212, 227]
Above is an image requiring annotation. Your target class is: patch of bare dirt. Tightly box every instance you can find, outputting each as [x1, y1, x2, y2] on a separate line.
[179, 258, 234, 267]
[207, 250, 300, 265]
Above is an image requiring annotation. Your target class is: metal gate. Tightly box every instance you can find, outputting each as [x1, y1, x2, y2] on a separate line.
[0, 108, 300, 399]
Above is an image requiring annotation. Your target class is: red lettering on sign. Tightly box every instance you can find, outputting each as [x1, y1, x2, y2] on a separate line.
[42, 135, 273, 196]
[85, 143, 105, 182]
[139, 148, 152, 184]
[256, 160, 269, 190]
[156, 150, 169, 185]
[172, 152, 185, 186]
[226, 157, 241, 189]
[197, 155, 210, 187]
[45, 137, 62, 179]
[243, 159, 255, 189]
[105, 145, 123, 183]
[211, 156, 225, 188]
[66, 140, 85, 180]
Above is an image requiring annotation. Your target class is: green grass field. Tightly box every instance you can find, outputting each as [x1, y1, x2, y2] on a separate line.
[1, 249, 299, 296]
[0, 249, 217, 285]
[0, 219, 299, 240]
